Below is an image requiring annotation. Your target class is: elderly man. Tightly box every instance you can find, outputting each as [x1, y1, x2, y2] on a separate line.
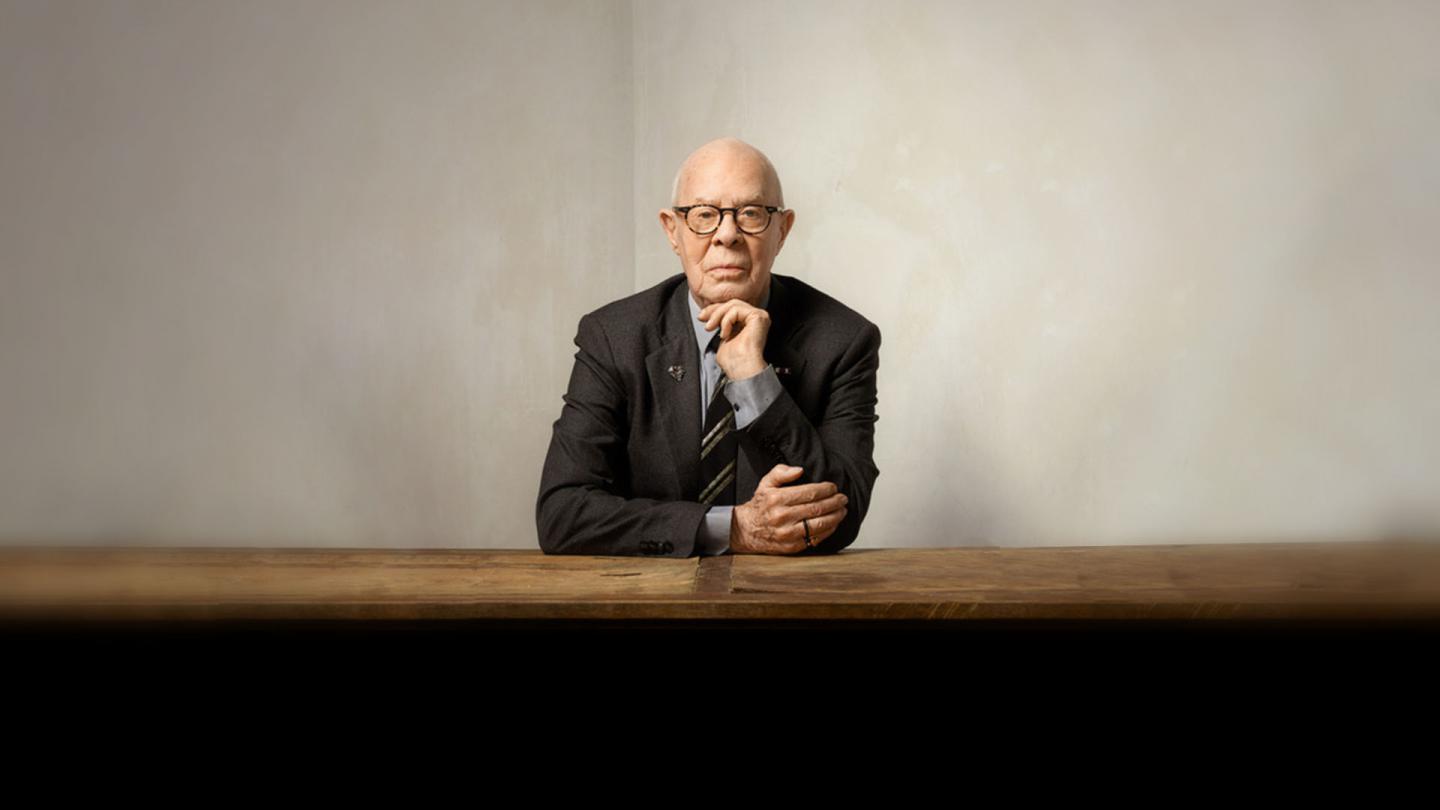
[536, 137, 881, 557]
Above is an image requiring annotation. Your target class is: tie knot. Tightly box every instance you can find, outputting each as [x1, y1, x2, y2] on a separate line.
[706, 332, 721, 353]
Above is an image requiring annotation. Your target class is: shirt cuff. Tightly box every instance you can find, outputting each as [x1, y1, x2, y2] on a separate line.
[695, 505, 733, 556]
[723, 364, 783, 430]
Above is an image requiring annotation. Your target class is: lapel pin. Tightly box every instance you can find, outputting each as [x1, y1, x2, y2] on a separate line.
[667, 365, 686, 382]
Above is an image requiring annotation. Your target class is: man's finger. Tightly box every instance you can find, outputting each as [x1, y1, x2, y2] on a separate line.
[701, 300, 743, 329]
[795, 507, 848, 549]
[699, 300, 733, 319]
[769, 481, 839, 504]
[721, 308, 740, 339]
[776, 492, 848, 525]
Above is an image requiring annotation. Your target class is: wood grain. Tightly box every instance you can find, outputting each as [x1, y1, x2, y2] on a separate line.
[0, 541, 1436, 621]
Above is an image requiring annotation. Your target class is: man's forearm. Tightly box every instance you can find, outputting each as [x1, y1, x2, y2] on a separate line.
[738, 323, 881, 554]
[725, 364, 783, 430]
[537, 474, 710, 557]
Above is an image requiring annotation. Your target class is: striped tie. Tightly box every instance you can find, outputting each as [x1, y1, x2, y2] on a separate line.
[698, 337, 737, 508]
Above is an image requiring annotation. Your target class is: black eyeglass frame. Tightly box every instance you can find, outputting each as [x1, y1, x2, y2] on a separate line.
[671, 204, 787, 236]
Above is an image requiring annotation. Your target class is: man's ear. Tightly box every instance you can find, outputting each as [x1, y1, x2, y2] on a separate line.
[776, 208, 796, 252]
[658, 209, 683, 253]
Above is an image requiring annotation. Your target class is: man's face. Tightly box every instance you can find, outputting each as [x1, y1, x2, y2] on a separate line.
[659, 148, 795, 310]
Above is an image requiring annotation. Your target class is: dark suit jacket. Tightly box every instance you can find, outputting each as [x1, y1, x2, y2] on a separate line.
[536, 272, 881, 557]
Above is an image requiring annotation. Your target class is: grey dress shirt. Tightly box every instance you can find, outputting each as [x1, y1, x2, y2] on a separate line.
[687, 284, 784, 555]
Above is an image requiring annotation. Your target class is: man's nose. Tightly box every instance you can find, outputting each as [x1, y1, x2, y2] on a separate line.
[712, 210, 744, 245]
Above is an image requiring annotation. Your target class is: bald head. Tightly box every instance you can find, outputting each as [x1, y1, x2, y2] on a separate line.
[670, 137, 784, 208]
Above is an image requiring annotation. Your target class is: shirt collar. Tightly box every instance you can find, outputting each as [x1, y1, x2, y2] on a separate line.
[687, 280, 772, 355]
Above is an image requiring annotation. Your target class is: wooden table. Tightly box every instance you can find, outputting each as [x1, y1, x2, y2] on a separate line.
[2, 540, 1437, 623]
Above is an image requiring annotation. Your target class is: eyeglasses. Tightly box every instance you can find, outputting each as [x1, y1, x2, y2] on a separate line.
[672, 204, 785, 236]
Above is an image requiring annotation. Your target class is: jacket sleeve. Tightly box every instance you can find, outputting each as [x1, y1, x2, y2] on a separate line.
[738, 321, 882, 554]
[536, 312, 708, 557]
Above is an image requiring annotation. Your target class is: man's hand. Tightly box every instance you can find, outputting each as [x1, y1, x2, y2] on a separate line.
[698, 298, 770, 380]
[730, 464, 849, 555]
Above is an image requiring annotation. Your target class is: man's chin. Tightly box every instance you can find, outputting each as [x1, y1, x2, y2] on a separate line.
[703, 284, 764, 308]
[706, 278, 750, 294]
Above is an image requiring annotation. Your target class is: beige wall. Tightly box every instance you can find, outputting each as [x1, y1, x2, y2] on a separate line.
[635, 0, 1440, 546]
[0, 0, 636, 545]
[2, 0, 1436, 548]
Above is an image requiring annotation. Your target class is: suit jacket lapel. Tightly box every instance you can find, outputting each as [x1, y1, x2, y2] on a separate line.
[646, 281, 703, 500]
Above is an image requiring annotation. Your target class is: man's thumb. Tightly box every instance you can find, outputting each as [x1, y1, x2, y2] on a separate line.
[760, 464, 803, 488]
